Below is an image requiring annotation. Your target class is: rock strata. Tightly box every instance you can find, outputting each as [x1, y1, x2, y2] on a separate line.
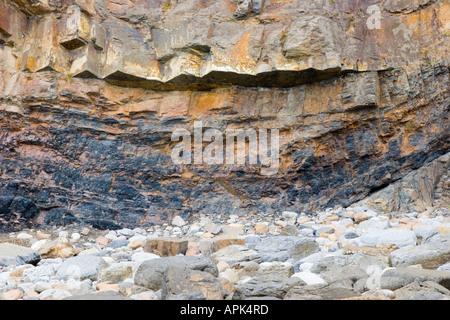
[0, 0, 448, 230]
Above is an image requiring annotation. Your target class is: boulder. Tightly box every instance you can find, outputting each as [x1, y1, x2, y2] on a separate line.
[98, 263, 134, 283]
[210, 245, 261, 267]
[254, 236, 319, 262]
[284, 284, 360, 300]
[0, 243, 41, 267]
[56, 255, 109, 281]
[380, 267, 450, 291]
[199, 236, 245, 257]
[134, 256, 218, 291]
[31, 239, 76, 259]
[343, 245, 398, 268]
[393, 280, 450, 300]
[144, 237, 188, 257]
[233, 273, 305, 300]
[390, 242, 450, 269]
[361, 228, 416, 248]
[162, 266, 223, 300]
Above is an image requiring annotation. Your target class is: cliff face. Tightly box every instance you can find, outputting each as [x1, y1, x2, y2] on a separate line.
[0, 0, 449, 230]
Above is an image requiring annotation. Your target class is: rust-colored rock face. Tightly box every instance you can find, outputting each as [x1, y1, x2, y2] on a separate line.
[0, 0, 449, 230]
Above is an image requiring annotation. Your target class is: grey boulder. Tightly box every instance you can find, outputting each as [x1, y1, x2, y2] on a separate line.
[56, 255, 109, 281]
[254, 236, 319, 262]
[134, 256, 218, 291]
[380, 267, 450, 291]
[361, 228, 416, 248]
[0, 243, 41, 267]
[390, 242, 450, 269]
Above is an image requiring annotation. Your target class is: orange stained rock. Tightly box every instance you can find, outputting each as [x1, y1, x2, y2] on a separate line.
[189, 89, 233, 116]
[127, 99, 160, 115]
[106, 0, 133, 11]
[226, 0, 237, 13]
[216, 31, 257, 73]
[159, 92, 190, 118]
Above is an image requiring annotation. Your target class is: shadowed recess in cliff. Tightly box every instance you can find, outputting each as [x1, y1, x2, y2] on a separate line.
[102, 67, 346, 91]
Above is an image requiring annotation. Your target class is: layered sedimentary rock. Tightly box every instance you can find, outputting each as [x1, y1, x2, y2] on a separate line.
[0, 0, 449, 230]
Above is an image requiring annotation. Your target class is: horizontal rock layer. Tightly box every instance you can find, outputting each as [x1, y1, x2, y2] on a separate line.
[0, 0, 449, 230]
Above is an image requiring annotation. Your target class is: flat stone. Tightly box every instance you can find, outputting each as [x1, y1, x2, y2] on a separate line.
[199, 236, 245, 257]
[393, 280, 450, 300]
[280, 225, 299, 236]
[390, 242, 450, 269]
[258, 261, 294, 277]
[311, 253, 380, 274]
[210, 245, 261, 267]
[292, 272, 327, 285]
[144, 237, 188, 257]
[413, 225, 441, 243]
[285, 284, 361, 300]
[131, 251, 160, 263]
[95, 237, 109, 246]
[233, 274, 305, 300]
[222, 224, 245, 235]
[255, 223, 269, 234]
[56, 255, 109, 281]
[117, 228, 135, 237]
[361, 228, 416, 248]
[0, 243, 41, 267]
[357, 219, 390, 230]
[310, 253, 381, 287]
[254, 236, 319, 262]
[343, 245, 398, 267]
[17, 232, 33, 240]
[380, 267, 450, 291]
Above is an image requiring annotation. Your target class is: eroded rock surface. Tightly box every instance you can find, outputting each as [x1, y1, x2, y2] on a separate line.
[0, 0, 449, 230]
